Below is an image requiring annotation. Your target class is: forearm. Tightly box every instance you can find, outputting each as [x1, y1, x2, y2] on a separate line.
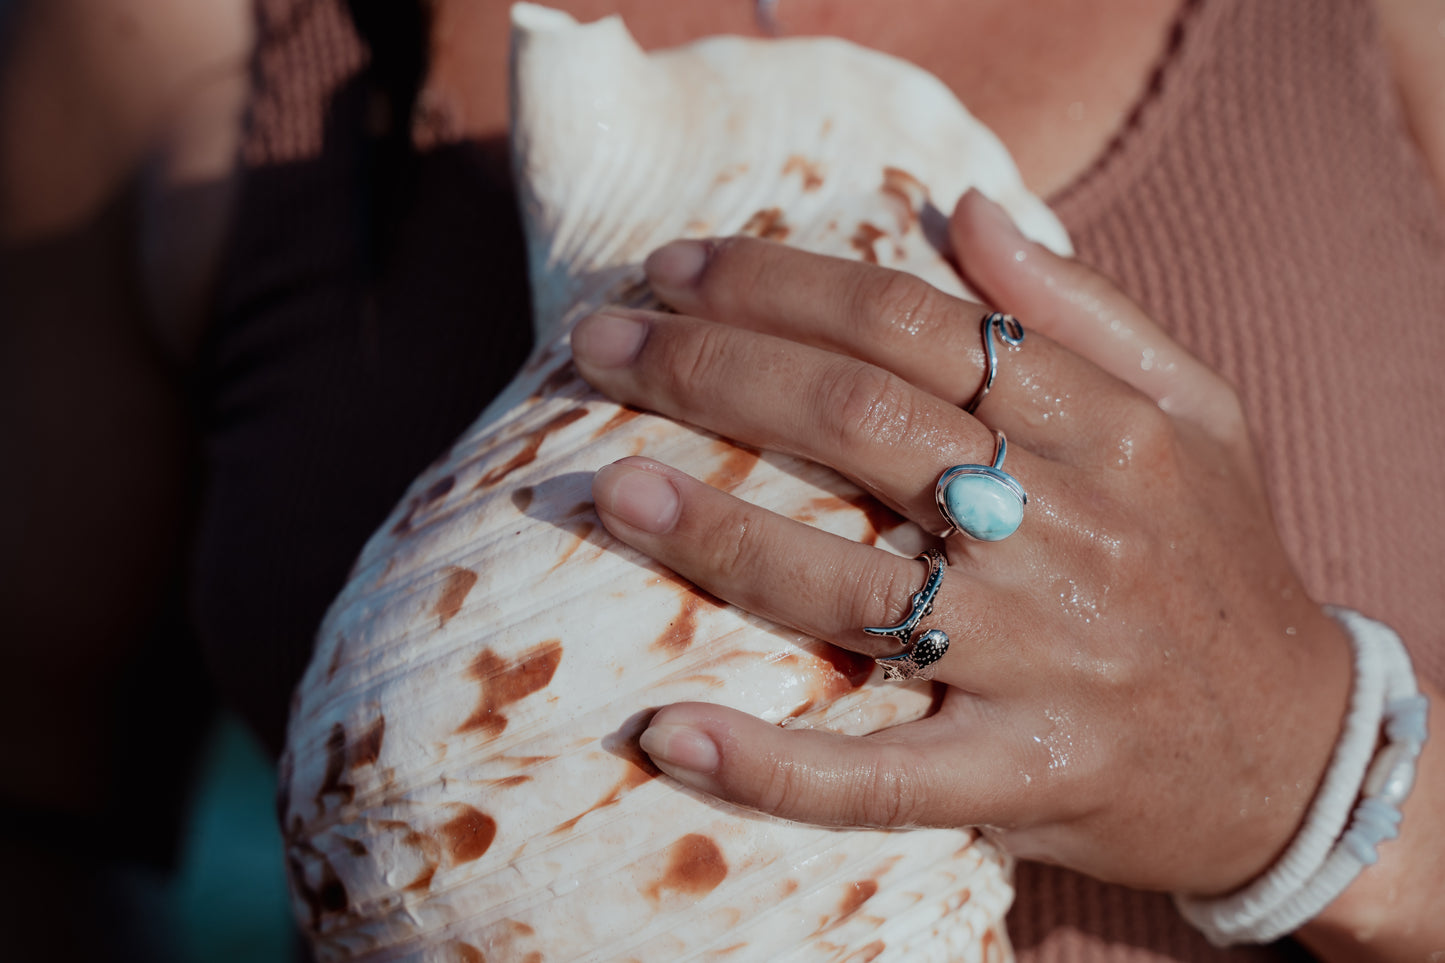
[1297, 675, 1445, 962]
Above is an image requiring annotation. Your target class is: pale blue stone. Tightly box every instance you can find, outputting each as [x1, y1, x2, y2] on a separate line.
[943, 473, 1024, 541]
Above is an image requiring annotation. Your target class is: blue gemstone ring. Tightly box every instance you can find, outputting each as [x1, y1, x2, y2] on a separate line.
[863, 549, 951, 682]
[936, 430, 1027, 541]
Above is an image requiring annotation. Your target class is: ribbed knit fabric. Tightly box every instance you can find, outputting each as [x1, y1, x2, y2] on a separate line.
[241, 0, 366, 165]
[1055, 0, 1445, 684]
[201, 0, 1444, 959]
[1011, 0, 1445, 960]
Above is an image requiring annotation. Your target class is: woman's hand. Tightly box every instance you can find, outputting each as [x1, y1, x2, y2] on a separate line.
[570, 189, 1354, 898]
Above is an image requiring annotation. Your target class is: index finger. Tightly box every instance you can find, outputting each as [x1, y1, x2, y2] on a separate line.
[949, 190, 1237, 426]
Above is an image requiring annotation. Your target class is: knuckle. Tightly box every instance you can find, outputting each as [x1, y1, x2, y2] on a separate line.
[822, 362, 916, 456]
[1104, 514, 1156, 576]
[655, 322, 732, 405]
[853, 553, 922, 634]
[1123, 394, 1176, 450]
[751, 755, 816, 821]
[695, 500, 764, 587]
[855, 760, 923, 827]
[1107, 393, 1180, 481]
[749, 745, 921, 828]
[853, 270, 947, 340]
[1076, 471, 1160, 584]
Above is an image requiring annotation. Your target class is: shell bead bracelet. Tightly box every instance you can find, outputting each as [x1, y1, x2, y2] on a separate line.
[1174, 607, 1429, 945]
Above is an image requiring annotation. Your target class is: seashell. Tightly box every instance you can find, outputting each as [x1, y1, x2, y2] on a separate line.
[279, 5, 1072, 961]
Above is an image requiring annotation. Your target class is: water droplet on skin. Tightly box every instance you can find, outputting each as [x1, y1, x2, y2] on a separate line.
[1052, 576, 1105, 624]
[1014, 250, 1027, 262]
[1016, 374, 1071, 427]
[1041, 708, 1077, 772]
[1140, 347, 1156, 372]
[1114, 435, 1134, 470]
[1028, 500, 1123, 557]
[1285, 626, 1297, 636]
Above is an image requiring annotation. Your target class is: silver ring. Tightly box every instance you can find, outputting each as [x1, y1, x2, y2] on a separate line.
[936, 430, 1028, 541]
[863, 549, 951, 682]
[965, 312, 1025, 415]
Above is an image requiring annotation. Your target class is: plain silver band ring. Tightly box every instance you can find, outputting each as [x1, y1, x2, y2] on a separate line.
[965, 312, 1025, 415]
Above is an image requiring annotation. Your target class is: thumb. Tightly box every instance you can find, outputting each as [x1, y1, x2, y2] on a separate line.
[952, 189, 1229, 423]
[638, 701, 1004, 829]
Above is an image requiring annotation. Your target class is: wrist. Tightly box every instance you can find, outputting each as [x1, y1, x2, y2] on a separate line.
[1296, 675, 1445, 962]
[1174, 609, 1430, 946]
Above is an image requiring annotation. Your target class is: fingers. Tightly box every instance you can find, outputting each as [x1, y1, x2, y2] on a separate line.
[644, 237, 989, 407]
[949, 189, 1239, 428]
[637, 698, 1023, 830]
[574, 309, 1014, 527]
[592, 457, 990, 667]
[639, 236, 1134, 459]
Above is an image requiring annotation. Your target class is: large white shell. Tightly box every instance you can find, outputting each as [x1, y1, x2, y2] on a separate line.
[280, 5, 1071, 962]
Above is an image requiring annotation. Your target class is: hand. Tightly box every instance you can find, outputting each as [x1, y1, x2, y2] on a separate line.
[570, 189, 1353, 897]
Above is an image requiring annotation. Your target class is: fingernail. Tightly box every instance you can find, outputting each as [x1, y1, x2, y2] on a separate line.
[596, 463, 680, 533]
[573, 312, 647, 368]
[965, 188, 1026, 246]
[644, 240, 709, 290]
[640, 723, 720, 773]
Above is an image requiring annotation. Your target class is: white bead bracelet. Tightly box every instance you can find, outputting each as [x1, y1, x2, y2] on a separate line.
[1173, 607, 1429, 945]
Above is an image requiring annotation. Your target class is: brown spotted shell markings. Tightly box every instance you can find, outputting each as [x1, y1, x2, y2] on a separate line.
[280, 5, 1073, 962]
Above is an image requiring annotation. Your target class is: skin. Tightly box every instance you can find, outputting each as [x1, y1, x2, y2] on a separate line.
[3, 0, 1442, 957]
[575, 192, 1445, 952]
[424, 0, 1182, 198]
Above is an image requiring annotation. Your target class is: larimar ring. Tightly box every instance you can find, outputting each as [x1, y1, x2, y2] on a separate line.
[965, 312, 1025, 414]
[936, 430, 1027, 541]
[863, 549, 950, 682]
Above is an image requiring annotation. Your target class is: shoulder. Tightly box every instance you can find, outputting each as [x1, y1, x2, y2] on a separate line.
[1372, 0, 1445, 201]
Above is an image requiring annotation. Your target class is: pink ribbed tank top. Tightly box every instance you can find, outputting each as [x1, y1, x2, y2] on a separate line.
[1010, 0, 1445, 959]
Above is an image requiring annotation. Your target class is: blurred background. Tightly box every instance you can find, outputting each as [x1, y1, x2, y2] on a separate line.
[1, 0, 542, 953]
[167, 716, 295, 963]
